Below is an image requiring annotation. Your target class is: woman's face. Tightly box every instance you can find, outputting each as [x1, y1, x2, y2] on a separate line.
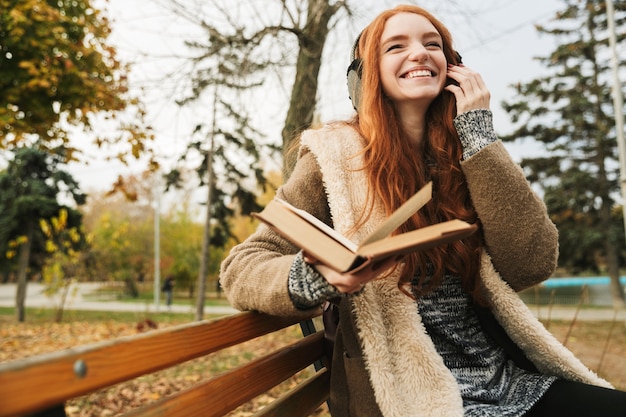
[378, 13, 447, 109]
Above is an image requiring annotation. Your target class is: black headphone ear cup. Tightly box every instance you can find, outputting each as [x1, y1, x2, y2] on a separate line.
[346, 58, 362, 111]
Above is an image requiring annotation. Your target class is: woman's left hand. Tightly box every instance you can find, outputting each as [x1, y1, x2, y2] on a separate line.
[303, 252, 398, 294]
[445, 64, 490, 115]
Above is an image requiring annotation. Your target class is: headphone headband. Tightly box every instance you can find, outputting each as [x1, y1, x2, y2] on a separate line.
[346, 32, 363, 111]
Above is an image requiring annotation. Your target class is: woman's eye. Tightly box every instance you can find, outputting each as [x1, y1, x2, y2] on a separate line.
[386, 44, 403, 53]
[426, 42, 442, 49]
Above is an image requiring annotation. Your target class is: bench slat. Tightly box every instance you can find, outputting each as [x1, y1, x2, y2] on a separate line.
[252, 368, 330, 417]
[0, 312, 306, 417]
[124, 331, 326, 417]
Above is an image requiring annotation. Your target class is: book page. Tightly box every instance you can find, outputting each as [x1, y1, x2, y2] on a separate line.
[359, 182, 432, 247]
[275, 199, 358, 252]
[358, 220, 477, 258]
[254, 200, 361, 271]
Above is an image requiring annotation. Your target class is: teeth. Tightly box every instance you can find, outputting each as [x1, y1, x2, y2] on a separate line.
[406, 70, 431, 79]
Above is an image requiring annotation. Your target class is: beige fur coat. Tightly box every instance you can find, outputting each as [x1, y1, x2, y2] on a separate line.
[220, 123, 611, 417]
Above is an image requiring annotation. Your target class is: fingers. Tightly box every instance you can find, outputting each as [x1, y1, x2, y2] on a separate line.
[371, 255, 401, 273]
[302, 252, 319, 265]
[445, 64, 491, 114]
[313, 263, 366, 294]
[310, 257, 398, 295]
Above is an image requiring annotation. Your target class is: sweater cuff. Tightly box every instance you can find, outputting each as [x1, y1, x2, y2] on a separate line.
[454, 109, 498, 160]
[288, 251, 343, 310]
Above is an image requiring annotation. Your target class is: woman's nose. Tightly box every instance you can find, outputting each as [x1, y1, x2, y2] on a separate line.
[408, 43, 428, 62]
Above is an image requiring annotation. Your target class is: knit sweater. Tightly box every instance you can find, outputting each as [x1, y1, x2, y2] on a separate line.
[419, 274, 556, 416]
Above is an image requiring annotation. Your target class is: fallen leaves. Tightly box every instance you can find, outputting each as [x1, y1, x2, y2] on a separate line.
[1, 317, 330, 416]
[0, 321, 136, 362]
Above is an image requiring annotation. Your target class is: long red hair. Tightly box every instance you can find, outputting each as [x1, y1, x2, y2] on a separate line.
[350, 5, 484, 300]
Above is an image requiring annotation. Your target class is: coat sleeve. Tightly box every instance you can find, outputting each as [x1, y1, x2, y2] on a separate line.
[219, 149, 331, 317]
[461, 141, 559, 291]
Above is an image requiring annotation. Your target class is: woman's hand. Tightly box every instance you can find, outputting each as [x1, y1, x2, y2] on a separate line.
[303, 252, 399, 294]
[445, 64, 490, 115]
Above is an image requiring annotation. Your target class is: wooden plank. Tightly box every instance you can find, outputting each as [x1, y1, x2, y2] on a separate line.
[252, 368, 330, 417]
[0, 312, 310, 417]
[124, 331, 326, 417]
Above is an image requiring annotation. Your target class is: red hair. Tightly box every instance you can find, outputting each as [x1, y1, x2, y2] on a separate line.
[350, 5, 484, 301]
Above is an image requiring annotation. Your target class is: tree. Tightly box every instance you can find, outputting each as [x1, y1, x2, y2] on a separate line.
[160, 200, 204, 299]
[0, 145, 86, 321]
[165, 60, 272, 318]
[40, 208, 86, 323]
[280, 0, 347, 176]
[84, 176, 155, 296]
[82, 179, 205, 299]
[0, 0, 153, 164]
[161, 0, 348, 319]
[501, 0, 626, 307]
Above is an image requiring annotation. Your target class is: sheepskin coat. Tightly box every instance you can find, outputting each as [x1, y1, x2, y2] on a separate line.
[220, 123, 611, 417]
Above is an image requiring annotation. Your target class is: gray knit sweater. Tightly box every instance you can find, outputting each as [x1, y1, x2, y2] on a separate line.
[419, 274, 556, 416]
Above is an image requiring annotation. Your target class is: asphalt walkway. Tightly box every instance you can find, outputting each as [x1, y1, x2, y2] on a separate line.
[1, 282, 625, 321]
[0, 282, 238, 316]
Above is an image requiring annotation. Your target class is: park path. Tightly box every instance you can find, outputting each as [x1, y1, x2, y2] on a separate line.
[0, 282, 237, 316]
[1, 282, 625, 321]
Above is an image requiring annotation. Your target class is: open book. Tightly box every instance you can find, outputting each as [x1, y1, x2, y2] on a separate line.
[252, 182, 478, 273]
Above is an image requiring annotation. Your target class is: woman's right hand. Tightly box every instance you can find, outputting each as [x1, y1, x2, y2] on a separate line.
[445, 64, 491, 115]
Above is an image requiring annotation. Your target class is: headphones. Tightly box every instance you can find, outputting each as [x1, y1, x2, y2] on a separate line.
[346, 32, 462, 111]
[346, 32, 364, 111]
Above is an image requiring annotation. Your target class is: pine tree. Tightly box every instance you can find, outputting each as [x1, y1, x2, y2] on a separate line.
[501, 0, 626, 307]
[0, 146, 86, 321]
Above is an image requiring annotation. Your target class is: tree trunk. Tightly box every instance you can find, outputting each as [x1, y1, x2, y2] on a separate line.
[597, 155, 625, 308]
[281, 0, 343, 178]
[195, 88, 218, 321]
[195, 184, 211, 320]
[55, 279, 72, 323]
[15, 222, 34, 322]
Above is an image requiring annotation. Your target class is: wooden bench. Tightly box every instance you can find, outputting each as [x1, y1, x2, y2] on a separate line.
[0, 311, 330, 417]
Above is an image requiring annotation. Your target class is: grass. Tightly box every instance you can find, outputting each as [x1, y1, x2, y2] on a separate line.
[83, 283, 232, 307]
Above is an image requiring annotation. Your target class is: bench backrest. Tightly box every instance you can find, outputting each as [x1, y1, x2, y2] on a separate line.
[0, 311, 329, 417]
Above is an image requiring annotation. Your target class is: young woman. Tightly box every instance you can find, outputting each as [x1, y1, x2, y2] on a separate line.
[220, 5, 626, 416]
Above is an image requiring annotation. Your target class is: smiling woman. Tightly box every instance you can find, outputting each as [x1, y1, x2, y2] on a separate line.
[219, 4, 626, 417]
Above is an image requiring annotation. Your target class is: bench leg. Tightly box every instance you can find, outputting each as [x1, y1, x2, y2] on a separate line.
[299, 319, 324, 372]
[28, 404, 67, 417]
